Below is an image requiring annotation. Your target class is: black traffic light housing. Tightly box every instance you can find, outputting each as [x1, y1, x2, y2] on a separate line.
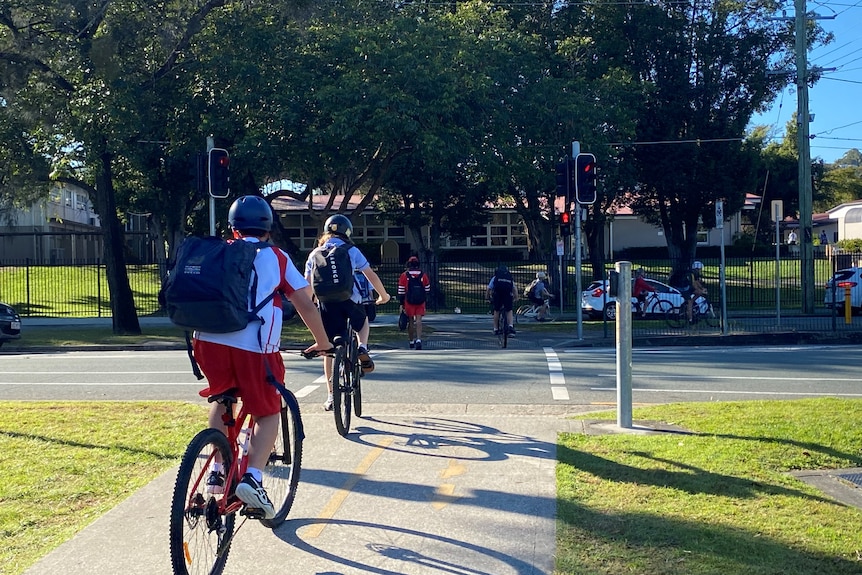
[559, 211, 572, 236]
[555, 158, 573, 199]
[208, 148, 230, 198]
[575, 153, 597, 205]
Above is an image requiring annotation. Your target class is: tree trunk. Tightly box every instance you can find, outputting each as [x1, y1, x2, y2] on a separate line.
[95, 146, 141, 335]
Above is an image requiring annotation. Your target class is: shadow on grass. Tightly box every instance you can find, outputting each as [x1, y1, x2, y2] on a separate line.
[0, 429, 179, 460]
[558, 444, 859, 574]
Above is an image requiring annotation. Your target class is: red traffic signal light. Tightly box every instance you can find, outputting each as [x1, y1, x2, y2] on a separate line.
[559, 211, 572, 236]
[575, 153, 597, 205]
[208, 148, 230, 198]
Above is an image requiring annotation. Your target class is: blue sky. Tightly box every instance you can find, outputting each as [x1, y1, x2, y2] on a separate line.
[749, 0, 862, 164]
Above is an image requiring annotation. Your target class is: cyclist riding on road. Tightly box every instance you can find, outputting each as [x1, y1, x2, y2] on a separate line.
[487, 265, 516, 336]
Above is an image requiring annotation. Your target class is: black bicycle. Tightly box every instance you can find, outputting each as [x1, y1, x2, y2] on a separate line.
[330, 328, 363, 437]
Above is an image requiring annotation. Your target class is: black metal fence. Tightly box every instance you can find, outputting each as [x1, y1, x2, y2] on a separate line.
[2, 253, 860, 336]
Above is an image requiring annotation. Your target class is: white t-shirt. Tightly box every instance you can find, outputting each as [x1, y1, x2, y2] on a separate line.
[195, 237, 308, 353]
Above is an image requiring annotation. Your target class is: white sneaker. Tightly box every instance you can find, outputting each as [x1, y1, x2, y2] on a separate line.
[235, 473, 275, 519]
[323, 395, 333, 411]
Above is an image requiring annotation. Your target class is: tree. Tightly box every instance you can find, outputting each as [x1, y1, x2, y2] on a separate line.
[0, 0, 232, 333]
[563, 0, 804, 276]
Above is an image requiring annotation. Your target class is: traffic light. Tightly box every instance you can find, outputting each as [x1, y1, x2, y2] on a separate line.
[575, 153, 597, 205]
[559, 211, 572, 236]
[208, 148, 230, 198]
[555, 159, 573, 198]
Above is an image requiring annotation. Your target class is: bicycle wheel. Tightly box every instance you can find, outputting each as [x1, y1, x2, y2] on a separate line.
[332, 347, 352, 437]
[702, 302, 721, 327]
[170, 428, 235, 575]
[665, 305, 686, 329]
[514, 305, 533, 324]
[651, 299, 674, 318]
[260, 392, 303, 529]
[352, 344, 363, 418]
[500, 325, 508, 348]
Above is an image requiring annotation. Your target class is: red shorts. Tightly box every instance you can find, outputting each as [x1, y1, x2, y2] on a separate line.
[192, 340, 284, 417]
[403, 302, 426, 317]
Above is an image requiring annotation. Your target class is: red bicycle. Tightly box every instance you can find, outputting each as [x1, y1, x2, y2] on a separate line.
[169, 379, 304, 575]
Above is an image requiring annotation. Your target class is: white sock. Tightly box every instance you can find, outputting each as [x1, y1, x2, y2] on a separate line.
[247, 467, 263, 483]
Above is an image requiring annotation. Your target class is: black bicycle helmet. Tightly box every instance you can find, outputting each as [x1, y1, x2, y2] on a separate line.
[324, 214, 353, 238]
[228, 195, 273, 233]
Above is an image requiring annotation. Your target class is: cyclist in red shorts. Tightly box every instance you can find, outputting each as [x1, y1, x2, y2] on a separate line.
[192, 196, 329, 519]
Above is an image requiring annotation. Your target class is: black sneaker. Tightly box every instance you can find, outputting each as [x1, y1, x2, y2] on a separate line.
[205, 470, 225, 494]
[494, 328, 502, 335]
[506, 325, 516, 336]
[235, 473, 275, 519]
[414, 340, 422, 350]
[409, 340, 415, 349]
[358, 346, 374, 374]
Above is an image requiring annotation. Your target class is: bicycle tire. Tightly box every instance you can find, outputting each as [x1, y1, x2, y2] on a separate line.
[651, 299, 674, 317]
[332, 347, 352, 437]
[351, 339, 363, 418]
[260, 391, 304, 529]
[702, 302, 720, 328]
[665, 305, 686, 329]
[169, 428, 235, 575]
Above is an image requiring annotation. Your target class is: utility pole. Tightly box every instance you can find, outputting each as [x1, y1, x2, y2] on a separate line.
[780, 0, 834, 313]
[794, 0, 815, 313]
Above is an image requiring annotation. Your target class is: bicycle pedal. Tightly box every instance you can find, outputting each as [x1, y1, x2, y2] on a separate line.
[241, 506, 266, 520]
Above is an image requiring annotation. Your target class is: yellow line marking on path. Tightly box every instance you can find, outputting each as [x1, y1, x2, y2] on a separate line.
[304, 437, 394, 539]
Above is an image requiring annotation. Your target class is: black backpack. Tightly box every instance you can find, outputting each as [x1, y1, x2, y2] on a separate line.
[492, 268, 514, 296]
[160, 236, 277, 333]
[405, 272, 427, 305]
[310, 243, 354, 302]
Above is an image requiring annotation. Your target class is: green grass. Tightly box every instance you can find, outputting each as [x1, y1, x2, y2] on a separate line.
[0, 402, 205, 575]
[558, 398, 862, 574]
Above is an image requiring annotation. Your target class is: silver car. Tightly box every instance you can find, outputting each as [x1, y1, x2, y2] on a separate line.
[581, 278, 684, 321]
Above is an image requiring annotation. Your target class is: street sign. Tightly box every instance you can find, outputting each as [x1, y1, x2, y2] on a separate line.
[771, 200, 783, 223]
[715, 200, 724, 229]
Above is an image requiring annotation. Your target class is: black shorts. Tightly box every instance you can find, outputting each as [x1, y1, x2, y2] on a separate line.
[491, 294, 514, 312]
[529, 297, 544, 306]
[318, 299, 367, 343]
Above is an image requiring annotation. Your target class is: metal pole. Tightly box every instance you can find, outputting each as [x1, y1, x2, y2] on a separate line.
[207, 136, 216, 236]
[775, 217, 781, 326]
[575, 205, 583, 340]
[616, 261, 632, 428]
[572, 140, 583, 341]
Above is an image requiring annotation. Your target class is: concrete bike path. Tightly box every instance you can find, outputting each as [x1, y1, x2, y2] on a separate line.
[25, 407, 586, 575]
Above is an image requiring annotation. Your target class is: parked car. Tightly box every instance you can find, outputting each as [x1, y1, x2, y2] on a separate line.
[0, 302, 21, 348]
[582, 278, 685, 321]
[824, 267, 862, 314]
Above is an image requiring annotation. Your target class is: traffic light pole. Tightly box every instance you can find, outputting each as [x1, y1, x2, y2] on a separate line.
[207, 136, 216, 236]
[574, 203, 583, 340]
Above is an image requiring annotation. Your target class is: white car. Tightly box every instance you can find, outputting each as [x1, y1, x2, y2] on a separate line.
[581, 278, 685, 321]
[824, 267, 862, 314]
